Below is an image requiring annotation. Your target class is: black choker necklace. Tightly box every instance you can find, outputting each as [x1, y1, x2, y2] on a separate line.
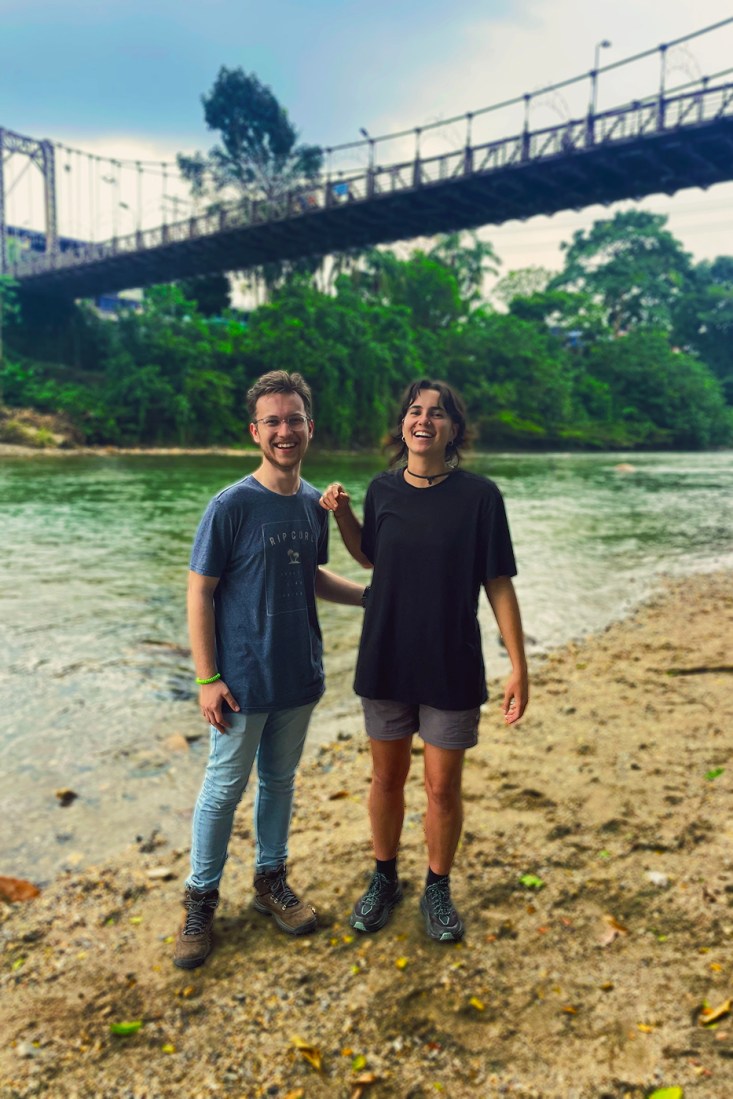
[405, 468, 452, 486]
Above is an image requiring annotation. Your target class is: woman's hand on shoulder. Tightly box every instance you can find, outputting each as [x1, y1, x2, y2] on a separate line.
[319, 482, 351, 515]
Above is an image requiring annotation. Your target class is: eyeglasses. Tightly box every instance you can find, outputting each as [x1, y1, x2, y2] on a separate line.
[252, 414, 311, 429]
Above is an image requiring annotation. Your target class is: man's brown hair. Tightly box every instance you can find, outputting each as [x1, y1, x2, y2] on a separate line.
[246, 371, 313, 419]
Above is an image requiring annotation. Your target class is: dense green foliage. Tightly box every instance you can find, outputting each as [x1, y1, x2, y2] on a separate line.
[1, 215, 731, 450]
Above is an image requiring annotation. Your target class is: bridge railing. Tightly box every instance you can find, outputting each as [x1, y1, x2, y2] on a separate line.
[11, 79, 733, 281]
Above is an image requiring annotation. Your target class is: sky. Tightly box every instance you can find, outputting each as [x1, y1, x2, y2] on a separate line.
[3, 0, 733, 282]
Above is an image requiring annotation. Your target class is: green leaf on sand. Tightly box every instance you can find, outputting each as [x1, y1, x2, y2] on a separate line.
[705, 767, 724, 781]
[110, 1020, 143, 1036]
[648, 1088, 683, 1099]
[519, 874, 545, 889]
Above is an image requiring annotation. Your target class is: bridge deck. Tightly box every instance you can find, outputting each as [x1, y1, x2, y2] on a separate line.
[10, 83, 733, 298]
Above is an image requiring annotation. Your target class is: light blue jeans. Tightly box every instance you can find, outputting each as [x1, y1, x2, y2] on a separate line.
[187, 701, 317, 893]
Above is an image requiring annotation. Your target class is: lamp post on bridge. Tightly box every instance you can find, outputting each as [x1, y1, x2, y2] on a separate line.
[588, 39, 612, 142]
[359, 127, 375, 197]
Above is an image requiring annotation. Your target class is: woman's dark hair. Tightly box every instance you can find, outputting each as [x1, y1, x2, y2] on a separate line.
[386, 378, 471, 468]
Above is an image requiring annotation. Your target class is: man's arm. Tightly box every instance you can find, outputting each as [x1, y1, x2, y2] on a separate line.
[187, 570, 240, 733]
[319, 482, 373, 568]
[315, 567, 368, 606]
[484, 575, 529, 725]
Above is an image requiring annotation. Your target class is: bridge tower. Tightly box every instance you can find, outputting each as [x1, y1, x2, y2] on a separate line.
[0, 128, 58, 275]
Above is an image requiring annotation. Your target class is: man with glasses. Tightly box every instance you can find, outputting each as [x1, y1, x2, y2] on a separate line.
[174, 370, 366, 969]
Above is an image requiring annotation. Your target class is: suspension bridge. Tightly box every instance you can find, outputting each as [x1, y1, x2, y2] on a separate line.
[2, 18, 733, 299]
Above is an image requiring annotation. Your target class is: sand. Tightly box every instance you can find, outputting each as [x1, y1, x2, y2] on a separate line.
[1, 570, 732, 1099]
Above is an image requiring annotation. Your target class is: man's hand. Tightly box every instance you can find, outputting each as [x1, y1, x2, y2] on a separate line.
[319, 482, 351, 515]
[199, 680, 240, 733]
[502, 668, 529, 726]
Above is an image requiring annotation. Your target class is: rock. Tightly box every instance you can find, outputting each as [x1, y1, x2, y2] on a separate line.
[146, 867, 177, 881]
[15, 1042, 40, 1059]
[646, 870, 670, 887]
[0, 875, 41, 902]
[164, 733, 189, 753]
[55, 787, 79, 807]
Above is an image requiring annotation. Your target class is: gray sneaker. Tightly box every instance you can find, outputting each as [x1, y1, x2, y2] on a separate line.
[350, 870, 403, 933]
[173, 886, 219, 969]
[420, 879, 464, 942]
[253, 865, 317, 935]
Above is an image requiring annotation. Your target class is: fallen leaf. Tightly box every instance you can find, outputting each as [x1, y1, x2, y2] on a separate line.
[468, 997, 485, 1011]
[698, 999, 732, 1026]
[598, 914, 629, 947]
[519, 874, 544, 889]
[328, 790, 350, 800]
[109, 1020, 143, 1036]
[648, 1089, 683, 1099]
[351, 1073, 378, 1098]
[161, 1043, 175, 1054]
[562, 1005, 578, 1015]
[638, 1022, 654, 1033]
[352, 1054, 367, 1071]
[395, 956, 408, 970]
[705, 767, 724, 781]
[55, 787, 78, 807]
[0, 876, 41, 903]
[291, 1035, 322, 1072]
[284, 1091, 305, 1099]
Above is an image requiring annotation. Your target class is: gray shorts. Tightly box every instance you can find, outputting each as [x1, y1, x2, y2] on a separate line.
[361, 698, 480, 751]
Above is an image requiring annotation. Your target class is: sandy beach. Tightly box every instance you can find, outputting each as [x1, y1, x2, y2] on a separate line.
[1, 569, 732, 1098]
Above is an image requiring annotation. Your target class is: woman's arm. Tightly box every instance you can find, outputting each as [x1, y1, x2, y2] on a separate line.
[484, 575, 529, 725]
[319, 482, 373, 568]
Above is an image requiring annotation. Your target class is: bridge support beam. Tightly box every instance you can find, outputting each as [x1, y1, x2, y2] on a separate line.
[0, 127, 59, 274]
[0, 130, 6, 275]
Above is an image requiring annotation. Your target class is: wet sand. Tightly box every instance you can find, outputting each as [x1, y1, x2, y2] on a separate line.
[1, 570, 732, 1098]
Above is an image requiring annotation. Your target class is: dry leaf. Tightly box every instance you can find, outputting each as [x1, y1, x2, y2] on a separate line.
[291, 1035, 322, 1072]
[598, 914, 629, 946]
[328, 790, 349, 800]
[0, 876, 41, 903]
[699, 999, 732, 1026]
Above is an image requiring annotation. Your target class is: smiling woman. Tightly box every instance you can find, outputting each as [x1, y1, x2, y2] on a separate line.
[319, 376, 528, 944]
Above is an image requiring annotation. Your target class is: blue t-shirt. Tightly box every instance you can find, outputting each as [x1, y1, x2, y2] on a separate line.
[190, 474, 329, 712]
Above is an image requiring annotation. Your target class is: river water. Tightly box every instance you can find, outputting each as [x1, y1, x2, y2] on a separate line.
[1, 449, 731, 882]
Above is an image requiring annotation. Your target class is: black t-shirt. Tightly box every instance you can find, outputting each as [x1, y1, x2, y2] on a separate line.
[354, 468, 517, 710]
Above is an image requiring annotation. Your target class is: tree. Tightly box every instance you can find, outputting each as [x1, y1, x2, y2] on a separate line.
[673, 256, 733, 404]
[427, 233, 500, 306]
[177, 274, 231, 317]
[492, 266, 553, 309]
[586, 329, 731, 447]
[552, 211, 695, 335]
[0, 277, 20, 367]
[178, 67, 322, 204]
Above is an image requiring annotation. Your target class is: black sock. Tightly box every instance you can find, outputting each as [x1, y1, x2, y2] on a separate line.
[426, 867, 449, 888]
[376, 857, 398, 882]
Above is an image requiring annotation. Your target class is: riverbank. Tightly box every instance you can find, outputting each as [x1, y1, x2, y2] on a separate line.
[1, 570, 732, 1098]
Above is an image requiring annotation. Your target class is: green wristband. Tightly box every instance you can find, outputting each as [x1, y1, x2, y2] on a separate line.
[195, 672, 221, 685]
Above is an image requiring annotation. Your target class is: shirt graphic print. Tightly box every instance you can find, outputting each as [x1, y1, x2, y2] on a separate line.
[262, 520, 317, 615]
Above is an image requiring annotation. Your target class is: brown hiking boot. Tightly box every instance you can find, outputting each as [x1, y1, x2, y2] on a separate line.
[253, 865, 317, 935]
[173, 886, 219, 969]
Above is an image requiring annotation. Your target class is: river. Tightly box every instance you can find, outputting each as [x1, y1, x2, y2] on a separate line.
[1, 448, 731, 882]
